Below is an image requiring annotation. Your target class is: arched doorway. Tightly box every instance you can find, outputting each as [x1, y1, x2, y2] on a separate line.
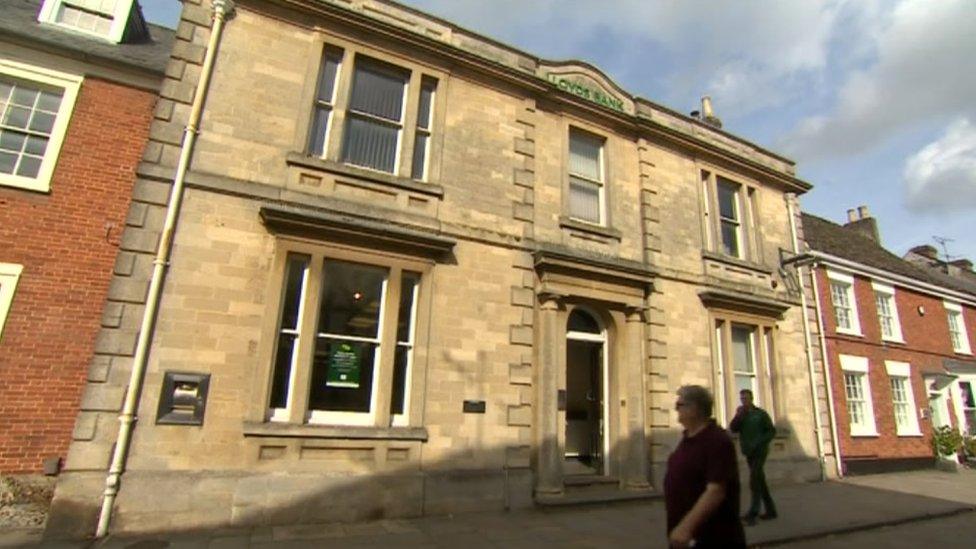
[565, 308, 609, 476]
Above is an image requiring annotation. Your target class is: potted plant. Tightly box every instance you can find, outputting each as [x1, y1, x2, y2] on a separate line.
[932, 425, 964, 471]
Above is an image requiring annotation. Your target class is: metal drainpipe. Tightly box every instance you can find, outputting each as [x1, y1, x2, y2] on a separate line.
[809, 259, 844, 478]
[95, 0, 234, 537]
[785, 194, 827, 482]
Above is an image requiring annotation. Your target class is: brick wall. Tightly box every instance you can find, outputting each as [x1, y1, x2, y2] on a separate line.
[0, 77, 155, 474]
[814, 267, 970, 465]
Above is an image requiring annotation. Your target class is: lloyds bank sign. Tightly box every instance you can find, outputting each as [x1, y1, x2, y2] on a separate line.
[547, 74, 625, 113]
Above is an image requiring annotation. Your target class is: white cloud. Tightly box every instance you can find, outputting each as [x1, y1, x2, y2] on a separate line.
[785, 0, 976, 160]
[404, 0, 848, 117]
[904, 118, 976, 212]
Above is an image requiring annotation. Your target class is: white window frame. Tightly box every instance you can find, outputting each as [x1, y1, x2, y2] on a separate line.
[953, 377, 976, 437]
[716, 177, 744, 259]
[872, 281, 903, 342]
[0, 263, 24, 343]
[839, 354, 877, 437]
[885, 361, 921, 436]
[37, 0, 132, 43]
[827, 270, 862, 336]
[0, 60, 81, 193]
[567, 127, 607, 226]
[944, 301, 972, 355]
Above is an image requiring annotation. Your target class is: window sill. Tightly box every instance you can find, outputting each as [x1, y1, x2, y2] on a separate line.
[881, 337, 906, 345]
[952, 350, 973, 356]
[558, 216, 622, 241]
[835, 328, 864, 338]
[895, 431, 924, 438]
[286, 152, 444, 199]
[700, 250, 772, 275]
[242, 421, 429, 441]
[850, 431, 879, 438]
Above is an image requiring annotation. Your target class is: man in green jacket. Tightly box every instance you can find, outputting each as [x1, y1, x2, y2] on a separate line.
[729, 389, 777, 526]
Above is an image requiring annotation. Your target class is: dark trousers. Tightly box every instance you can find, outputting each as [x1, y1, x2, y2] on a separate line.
[746, 451, 776, 517]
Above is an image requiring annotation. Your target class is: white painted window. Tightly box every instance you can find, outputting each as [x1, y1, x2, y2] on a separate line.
[0, 263, 24, 343]
[885, 361, 921, 436]
[410, 77, 436, 181]
[268, 254, 420, 426]
[0, 60, 81, 193]
[840, 354, 877, 436]
[828, 271, 861, 336]
[568, 128, 606, 225]
[730, 324, 759, 403]
[958, 380, 976, 436]
[872, 281, 903, 342]
[944, 301, 971, 354]
[307, 49, 437, 181]
[716, 177, 743, 258]
[37, 0, 133, 43]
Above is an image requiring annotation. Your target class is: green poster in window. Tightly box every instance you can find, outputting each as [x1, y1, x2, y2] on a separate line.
[326, 343, 361, 388]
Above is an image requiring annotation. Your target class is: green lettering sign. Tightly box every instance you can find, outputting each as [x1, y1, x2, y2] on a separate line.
[326, 342, 362, 388]
[547, 74, 625, 113]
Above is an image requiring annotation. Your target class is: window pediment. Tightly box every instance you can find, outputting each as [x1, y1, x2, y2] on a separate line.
[259, 204, 455, 260]
[698, 288, 790, 319]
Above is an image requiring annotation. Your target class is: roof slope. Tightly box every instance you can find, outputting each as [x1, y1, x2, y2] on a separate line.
[0, 0, 174, 75]
[802, 213, 975, 298]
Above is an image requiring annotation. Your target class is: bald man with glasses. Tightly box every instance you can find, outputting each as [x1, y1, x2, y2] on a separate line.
[664, 385, 746, 549]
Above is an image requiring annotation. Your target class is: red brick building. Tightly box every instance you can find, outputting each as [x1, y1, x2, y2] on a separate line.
[0, 0, 172, 474]
[803, 209, 976, 474]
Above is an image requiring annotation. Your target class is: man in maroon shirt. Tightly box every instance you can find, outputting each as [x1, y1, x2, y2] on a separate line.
[664, 385, 746, 548]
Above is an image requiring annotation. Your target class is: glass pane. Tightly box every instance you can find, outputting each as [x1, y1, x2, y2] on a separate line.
[417, 78, 436, 130]
[717, 179, 738, 220]
[280, 255, 308, 331]
[391, 344, 409, 415]
[24, 135, 48, 156]
[309, 339, 377, 413]
[0, 152, 15, 174]
[36, 91, 62, 113]
[568, 309, 600, 334]
[569, 130, 602, 180]
[349, 60, 407, 122]
[721, 221, 739, 257]
[342, 115, 398, 173]
[307, 106, 330, 156]
[318, 259, 387, 338]
[0, 82, 12, 101]
[269, 333, 297, 409]
[411, 132, 427, 180]
[962, 382, 975, 408]
[735, 374, 754, 395]
[569, 177, 600, 223]
[316, 48, 343, 103]
[4, 106, 30, 129]
[16, 155, 41, 177]
[730, 326, 754, 373]
[0, 130, 25, 152]
[10, 87, 37, 108]
[397, 272, 420, 343]
[28, 111, 56, 134]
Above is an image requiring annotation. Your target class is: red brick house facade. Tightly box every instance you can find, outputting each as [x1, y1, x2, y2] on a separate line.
[804, 210, 976, 475]
[0, 0, 172, 474]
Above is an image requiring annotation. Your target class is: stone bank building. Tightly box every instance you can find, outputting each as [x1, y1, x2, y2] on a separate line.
[49, 0, 831, 536]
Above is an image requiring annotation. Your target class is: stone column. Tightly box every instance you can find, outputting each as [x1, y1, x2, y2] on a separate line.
[536, 292, 564, 495]
[624, 306, 651, 489]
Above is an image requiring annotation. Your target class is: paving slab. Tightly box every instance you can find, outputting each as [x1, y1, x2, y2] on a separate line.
[8, 470, 976, 548]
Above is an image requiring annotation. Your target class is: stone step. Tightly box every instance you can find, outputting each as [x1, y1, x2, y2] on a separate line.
[535, 482, 659, 507]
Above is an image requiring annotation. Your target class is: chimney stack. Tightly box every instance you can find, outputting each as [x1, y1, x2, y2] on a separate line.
[842, 205, 880, 243]
[701, 96, 723, 129]
[908, 245, 939, 260]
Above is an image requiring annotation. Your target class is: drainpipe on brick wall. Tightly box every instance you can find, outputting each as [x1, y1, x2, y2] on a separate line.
[95, 0, 235, 538]
[809, 260, 844, 478]
[785, 194, 827, 482]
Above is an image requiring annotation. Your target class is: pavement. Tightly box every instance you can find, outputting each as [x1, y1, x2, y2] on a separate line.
[3, 469, 975, 548]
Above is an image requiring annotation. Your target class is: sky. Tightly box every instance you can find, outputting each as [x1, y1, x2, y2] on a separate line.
[139, 0, 976, 263]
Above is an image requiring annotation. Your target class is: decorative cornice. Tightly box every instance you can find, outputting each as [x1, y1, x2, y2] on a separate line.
[259, 203, 456, 259]
[698, 288, 791, 319]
